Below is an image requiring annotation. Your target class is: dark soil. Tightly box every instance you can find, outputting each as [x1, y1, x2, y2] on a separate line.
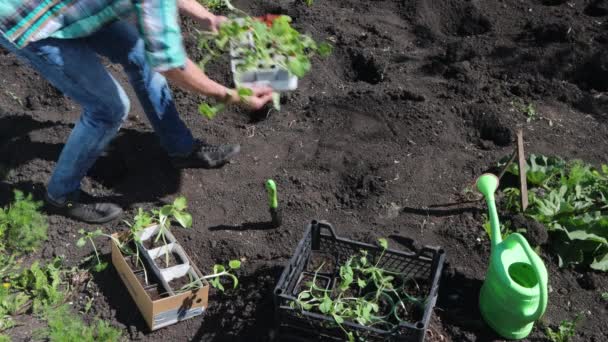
[305, 251, 337, 274]
[154, 251, 182, 269]
[1, 0, 608, 341]
[145, 284, 170, 301]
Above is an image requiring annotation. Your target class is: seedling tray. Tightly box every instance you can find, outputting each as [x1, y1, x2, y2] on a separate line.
[111, 230, 209, 331]
[273, 220, 445, 342]
[229, 27, 298, 91]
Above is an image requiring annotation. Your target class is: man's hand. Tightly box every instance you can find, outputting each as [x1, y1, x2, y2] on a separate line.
[226, 86, 274, 110]
[211, 15, 228, 32]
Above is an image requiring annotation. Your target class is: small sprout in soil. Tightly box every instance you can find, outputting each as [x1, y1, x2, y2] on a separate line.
[511, 100, 538, 122]
[202, 260, 241, 292]
[76, 228, 118, 272]
[602, 292, 608, 301]
[545, 313, 582, 342]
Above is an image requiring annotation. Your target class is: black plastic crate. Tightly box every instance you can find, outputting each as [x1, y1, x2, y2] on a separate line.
[273, 220, 445, 342]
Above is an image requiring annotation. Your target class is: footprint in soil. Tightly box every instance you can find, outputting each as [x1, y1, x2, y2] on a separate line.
[456, 6, 492, 37]
[573, 52, 608, 92]
[463, 105, 512, 147]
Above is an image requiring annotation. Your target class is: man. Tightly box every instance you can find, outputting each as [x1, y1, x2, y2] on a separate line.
[0, 0, 274, 223]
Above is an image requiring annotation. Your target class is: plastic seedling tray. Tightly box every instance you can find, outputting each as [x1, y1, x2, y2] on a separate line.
[229, 29, 298, 91]
[111, 232, 209, 331]
[273, 220, 446, 342]
[148, 242, 189, 270]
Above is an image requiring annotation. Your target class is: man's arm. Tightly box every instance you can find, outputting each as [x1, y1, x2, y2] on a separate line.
[161, 59, 273, 108]
[132, 0, 272, 109]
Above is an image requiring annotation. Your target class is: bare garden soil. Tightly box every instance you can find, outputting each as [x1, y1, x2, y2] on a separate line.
[1, 0, 608, 341]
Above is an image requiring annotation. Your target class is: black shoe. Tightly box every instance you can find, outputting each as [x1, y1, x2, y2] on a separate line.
[44, 191, 123, 224]
[170, 139, 241, 169]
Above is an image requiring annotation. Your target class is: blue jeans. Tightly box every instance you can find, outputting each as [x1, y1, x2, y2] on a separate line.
[0, 21, 195, 202]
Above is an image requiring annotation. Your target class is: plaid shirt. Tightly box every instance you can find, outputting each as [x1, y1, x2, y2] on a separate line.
[0, 0, 186, 71]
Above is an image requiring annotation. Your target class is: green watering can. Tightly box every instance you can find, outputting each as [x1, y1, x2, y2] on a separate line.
[476, 173, 548, 339]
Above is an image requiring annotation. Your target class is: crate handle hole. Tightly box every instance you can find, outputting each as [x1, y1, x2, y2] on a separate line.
[415, 321, 424, 329]
[196, 298, 202, 303]
[275, 288, 283, 295]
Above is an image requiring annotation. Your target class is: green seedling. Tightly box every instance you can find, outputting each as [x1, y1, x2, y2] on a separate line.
[545, 314, 581, 342]
[511, 100, 538, 122]
[37, 304, 122, 341]
[11, 258, 67, 314]
[0, 190, 48, 253]
[152, 196, 193, 267]
[76, 229, 121, 272]
[201, 260, 241, 292]
[265, 179, 282, 227]
[602, 292, 608, 301]
[198, 87, 254, 119]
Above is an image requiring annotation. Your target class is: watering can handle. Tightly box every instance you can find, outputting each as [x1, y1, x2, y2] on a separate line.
[510, 233, 548, 320]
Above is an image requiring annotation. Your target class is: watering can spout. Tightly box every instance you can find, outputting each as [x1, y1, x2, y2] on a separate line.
[476, 173, 502, 247]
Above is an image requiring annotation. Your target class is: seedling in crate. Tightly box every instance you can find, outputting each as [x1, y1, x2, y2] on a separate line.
[292, 238, 428, 341]
[201, 260, 241, 292]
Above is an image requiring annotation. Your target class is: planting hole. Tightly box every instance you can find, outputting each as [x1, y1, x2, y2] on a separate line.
[508, 262, 538, 288]
[350, 51, 384, 84]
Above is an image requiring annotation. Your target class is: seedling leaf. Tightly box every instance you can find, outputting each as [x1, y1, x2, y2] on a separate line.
[228, 260, 241, 269]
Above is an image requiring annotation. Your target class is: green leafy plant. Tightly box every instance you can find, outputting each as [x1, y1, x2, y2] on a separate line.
[12, 258, 66, 313]
[545, 314, 581, 342]
[0, 334, 10, 342]
[38, 304, 122, 342]
[602, 292, 608, 301]
[501, 154, 608, 271]
[201, 260, 241, 291]
[0, 190, 48, 253]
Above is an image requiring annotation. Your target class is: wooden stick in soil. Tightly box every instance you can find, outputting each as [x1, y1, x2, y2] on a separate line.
[517, 129, 528, 212]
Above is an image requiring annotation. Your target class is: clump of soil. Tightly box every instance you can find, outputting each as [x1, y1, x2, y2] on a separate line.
[510, 214, 549, 247]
